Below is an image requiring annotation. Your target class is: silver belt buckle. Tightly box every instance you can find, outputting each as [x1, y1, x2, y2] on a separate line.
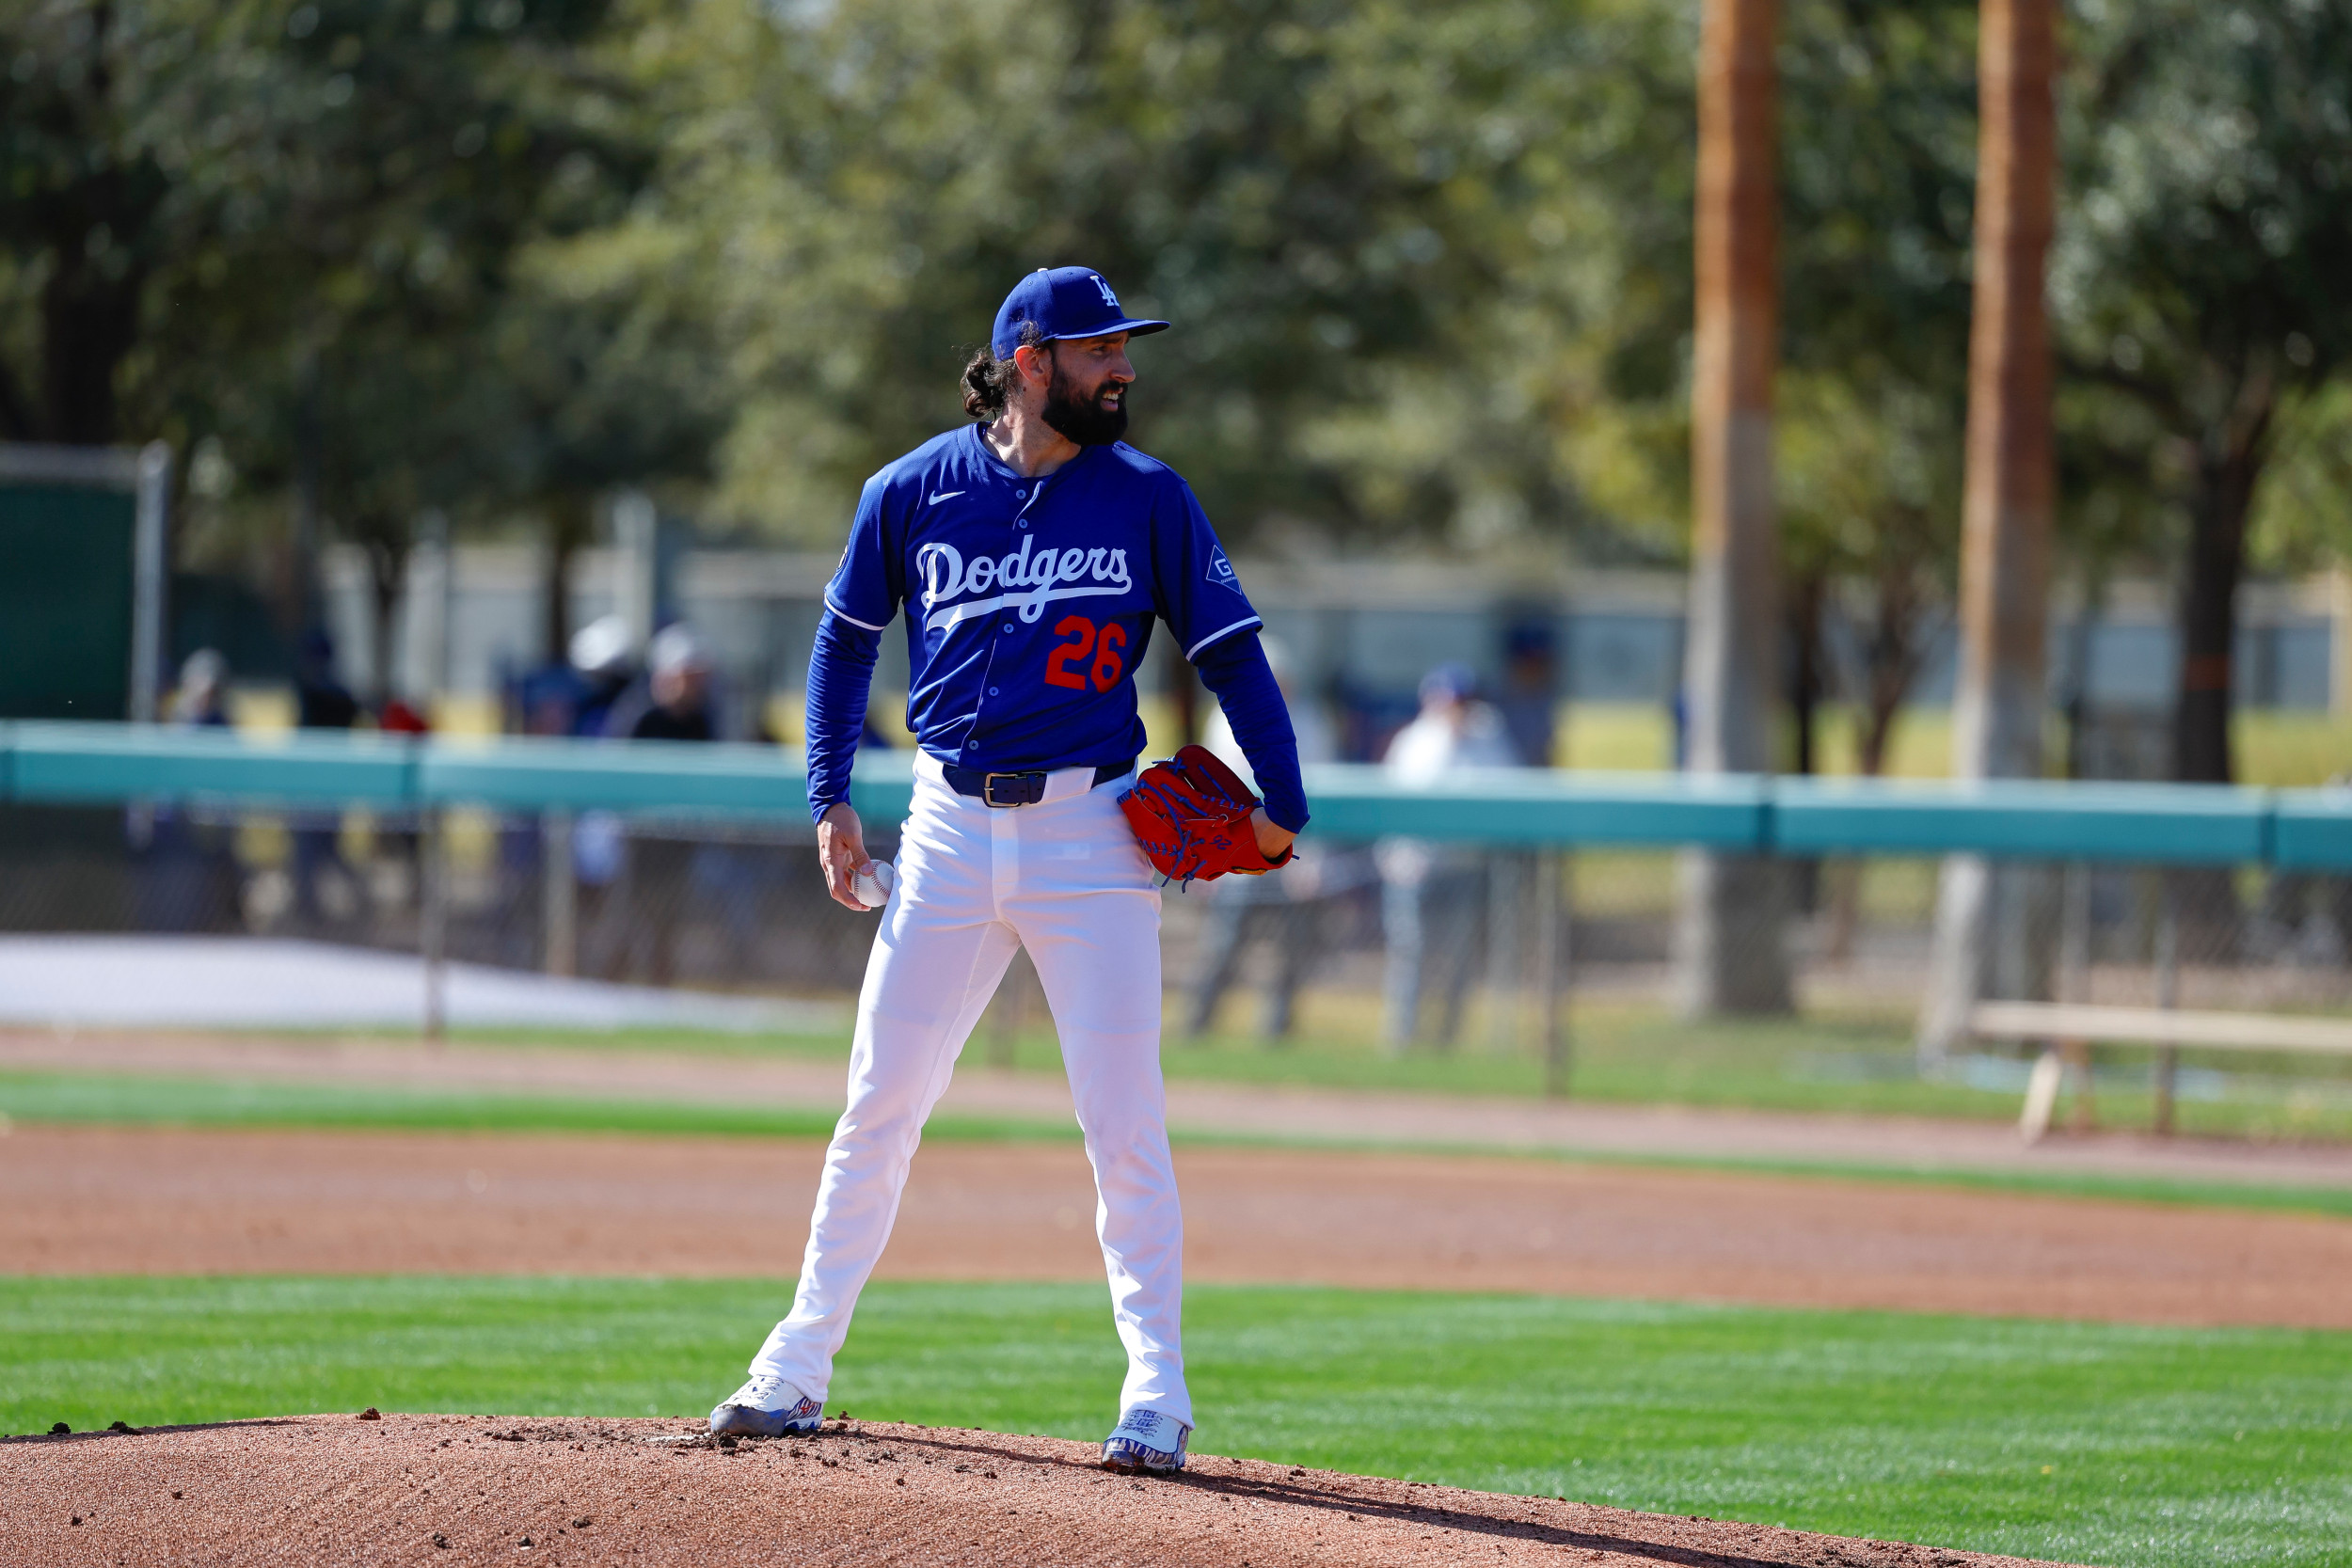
[981, 771, 1030, 807]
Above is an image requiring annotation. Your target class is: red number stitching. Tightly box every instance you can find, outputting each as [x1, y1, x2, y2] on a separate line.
[1044, 615, 1094, 689]
[1091, 621, 1128, 691]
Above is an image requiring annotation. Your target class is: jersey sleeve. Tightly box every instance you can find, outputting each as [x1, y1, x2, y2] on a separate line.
[821, 472, 903, 633]
[1150, 475, 1263, 660]
[1193, 631, 1310, 832]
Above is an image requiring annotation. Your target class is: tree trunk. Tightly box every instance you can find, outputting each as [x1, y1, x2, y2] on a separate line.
[1829, 565, 1931, 961]
[2058, 573, 2104, 781]
[286, 352, 324, 638]
[2169, 393, 2273, 960]
[545, 493, 595, 667]
[1674, 0, 1791, 1018]
[364, 531, 408, 709]
[35, 8, 155, 445]
[1786, 570, 1825, 916]
[40, 240, 144, 444]
[1921, 0, 2058, 1068]
[1787, 571, 1825, 781]
[2172, 417, 2269, 784]
[1859, 558, 1930, 778]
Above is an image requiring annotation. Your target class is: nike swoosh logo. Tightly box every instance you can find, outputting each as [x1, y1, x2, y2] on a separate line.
[927, 490, 965, 504]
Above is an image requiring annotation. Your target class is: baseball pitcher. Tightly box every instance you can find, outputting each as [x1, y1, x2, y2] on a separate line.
[709, 267, 1311, 1474]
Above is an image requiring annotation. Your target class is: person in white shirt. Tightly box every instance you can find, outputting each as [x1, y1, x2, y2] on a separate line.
[1377, 662, 1519, 1049]
[1184, 638, 1343, 1040]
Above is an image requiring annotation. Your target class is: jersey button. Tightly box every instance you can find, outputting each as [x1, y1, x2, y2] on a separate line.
[988, 687, 998, 696]
[1002, 624, 1013, 634]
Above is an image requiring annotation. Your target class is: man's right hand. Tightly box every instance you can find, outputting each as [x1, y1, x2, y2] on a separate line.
[818, 801, 873, 911]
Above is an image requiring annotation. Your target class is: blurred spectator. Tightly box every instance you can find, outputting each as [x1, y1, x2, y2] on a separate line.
[291, 629, 359, 928]
[614, 623, 719, 985]
[168, 647, 231, 728]
[295, 627, 360, 731]
[1185, 638, 1352, 1042]
[133, 649, 237, 930]
[1497, 618, 1559, 768]
[568, 613, 638, 738]
[378, 697, 431, 735]
[625, 625, 719, 742]
[1377, 662, 1518, 1051]
[373, 692, 437, 955]
[560, 617, 639, 974]
[512, 659, 584, 737]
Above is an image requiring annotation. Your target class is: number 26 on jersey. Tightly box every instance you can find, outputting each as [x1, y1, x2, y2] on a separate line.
[1044, 615, 1128, 692]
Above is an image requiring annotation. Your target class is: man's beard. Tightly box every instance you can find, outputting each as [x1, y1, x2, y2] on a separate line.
[1041, 363, 1129, 446]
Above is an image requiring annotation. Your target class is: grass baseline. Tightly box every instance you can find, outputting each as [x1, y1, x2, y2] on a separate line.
[5, 1066, 2352, 1221]
[1, 1275, 2345, 1568]
[65, 995, 2352, 1143]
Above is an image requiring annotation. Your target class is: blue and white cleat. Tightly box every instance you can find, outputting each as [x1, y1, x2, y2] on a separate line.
[708, 1374, 824, 1438]
[1101, 1407, 1189, 1474]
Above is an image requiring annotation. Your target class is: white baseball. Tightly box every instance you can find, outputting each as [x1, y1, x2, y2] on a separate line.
[850, 859, 896, 911]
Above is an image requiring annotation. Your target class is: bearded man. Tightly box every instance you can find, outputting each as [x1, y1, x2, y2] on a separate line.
[707, 267, 1309, 1473]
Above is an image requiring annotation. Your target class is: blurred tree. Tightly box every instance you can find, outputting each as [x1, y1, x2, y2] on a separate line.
[2052, 0, 2352, 784]
[176, 0, 713, 671]
[1675, 0, 1788, 1019]
[0, 0, 718, 689]
[1924, 0, 2061, 1057]
[0, 0, 224, 443]
[1779, 372, 1960, 774]
[615, 0, 1693, 555]
[2245, 383, 2352, 578]
[1775, 0, 1976, 782]
[22, 0, 2345, 761]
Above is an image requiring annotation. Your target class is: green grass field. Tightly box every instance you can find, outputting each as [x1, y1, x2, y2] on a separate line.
[1169, 1000, 2352, 1144]
[1, 1276, 2344, 1567]
[8, 1067, 2352, 1219]
[53, 987, 2352, 1143]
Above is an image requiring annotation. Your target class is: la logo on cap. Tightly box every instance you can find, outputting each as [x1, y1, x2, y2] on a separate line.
[991, 266, 1169, 358]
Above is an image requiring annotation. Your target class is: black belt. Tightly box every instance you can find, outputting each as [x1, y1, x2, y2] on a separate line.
[942, 760, 1133, 807]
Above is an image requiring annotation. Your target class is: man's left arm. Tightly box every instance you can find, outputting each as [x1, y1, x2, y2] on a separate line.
[1150, 474, 1305, 857]
[1192, 632, 1307, 858]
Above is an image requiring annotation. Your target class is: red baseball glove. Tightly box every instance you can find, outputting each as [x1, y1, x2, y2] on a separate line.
[1120, 744, 1295, 885]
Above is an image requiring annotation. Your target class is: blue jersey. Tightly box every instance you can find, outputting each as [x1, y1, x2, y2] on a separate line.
[821, 424, 1263, 773]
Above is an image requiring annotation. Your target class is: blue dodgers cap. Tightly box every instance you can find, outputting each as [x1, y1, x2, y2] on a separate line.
[992, 266, 1169, 358]
[1420, 662, 1478, 704]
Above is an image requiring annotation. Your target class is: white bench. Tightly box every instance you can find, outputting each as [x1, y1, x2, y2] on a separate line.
[1967, 1000, 2352, 1142]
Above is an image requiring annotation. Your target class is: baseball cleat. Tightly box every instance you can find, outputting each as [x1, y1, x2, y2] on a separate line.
[708, 1374, 823, 1437]
[1101, 1407, 1189, 1474]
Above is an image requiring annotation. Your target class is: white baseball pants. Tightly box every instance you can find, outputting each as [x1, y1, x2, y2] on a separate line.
[749, 755, 1189, 1428]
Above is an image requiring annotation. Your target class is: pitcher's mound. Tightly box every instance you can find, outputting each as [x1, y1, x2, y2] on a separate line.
[4, 1412, 2072, 1566]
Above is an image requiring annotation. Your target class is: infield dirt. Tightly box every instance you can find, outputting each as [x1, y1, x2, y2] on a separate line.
[7, 1123, 2350, 1325]
[1, 1412, 2075, 1567]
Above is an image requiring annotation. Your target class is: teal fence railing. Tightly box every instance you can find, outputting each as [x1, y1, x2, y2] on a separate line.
[5, 721, 2350, 868]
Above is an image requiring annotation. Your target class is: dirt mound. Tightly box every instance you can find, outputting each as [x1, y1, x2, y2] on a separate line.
[3, 1412, 2069, 1566]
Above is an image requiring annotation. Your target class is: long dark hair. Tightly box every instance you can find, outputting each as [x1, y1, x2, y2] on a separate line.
[961, 321, 1046, 420]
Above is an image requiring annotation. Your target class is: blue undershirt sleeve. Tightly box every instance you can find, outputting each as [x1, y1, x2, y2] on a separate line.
[805, 609, 882, 825]
[1191, 631, 1311, 833]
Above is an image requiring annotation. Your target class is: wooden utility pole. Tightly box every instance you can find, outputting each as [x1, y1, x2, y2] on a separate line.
[1921, 0, 2058, 1065]
[1675, 0, 1790, 1016]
